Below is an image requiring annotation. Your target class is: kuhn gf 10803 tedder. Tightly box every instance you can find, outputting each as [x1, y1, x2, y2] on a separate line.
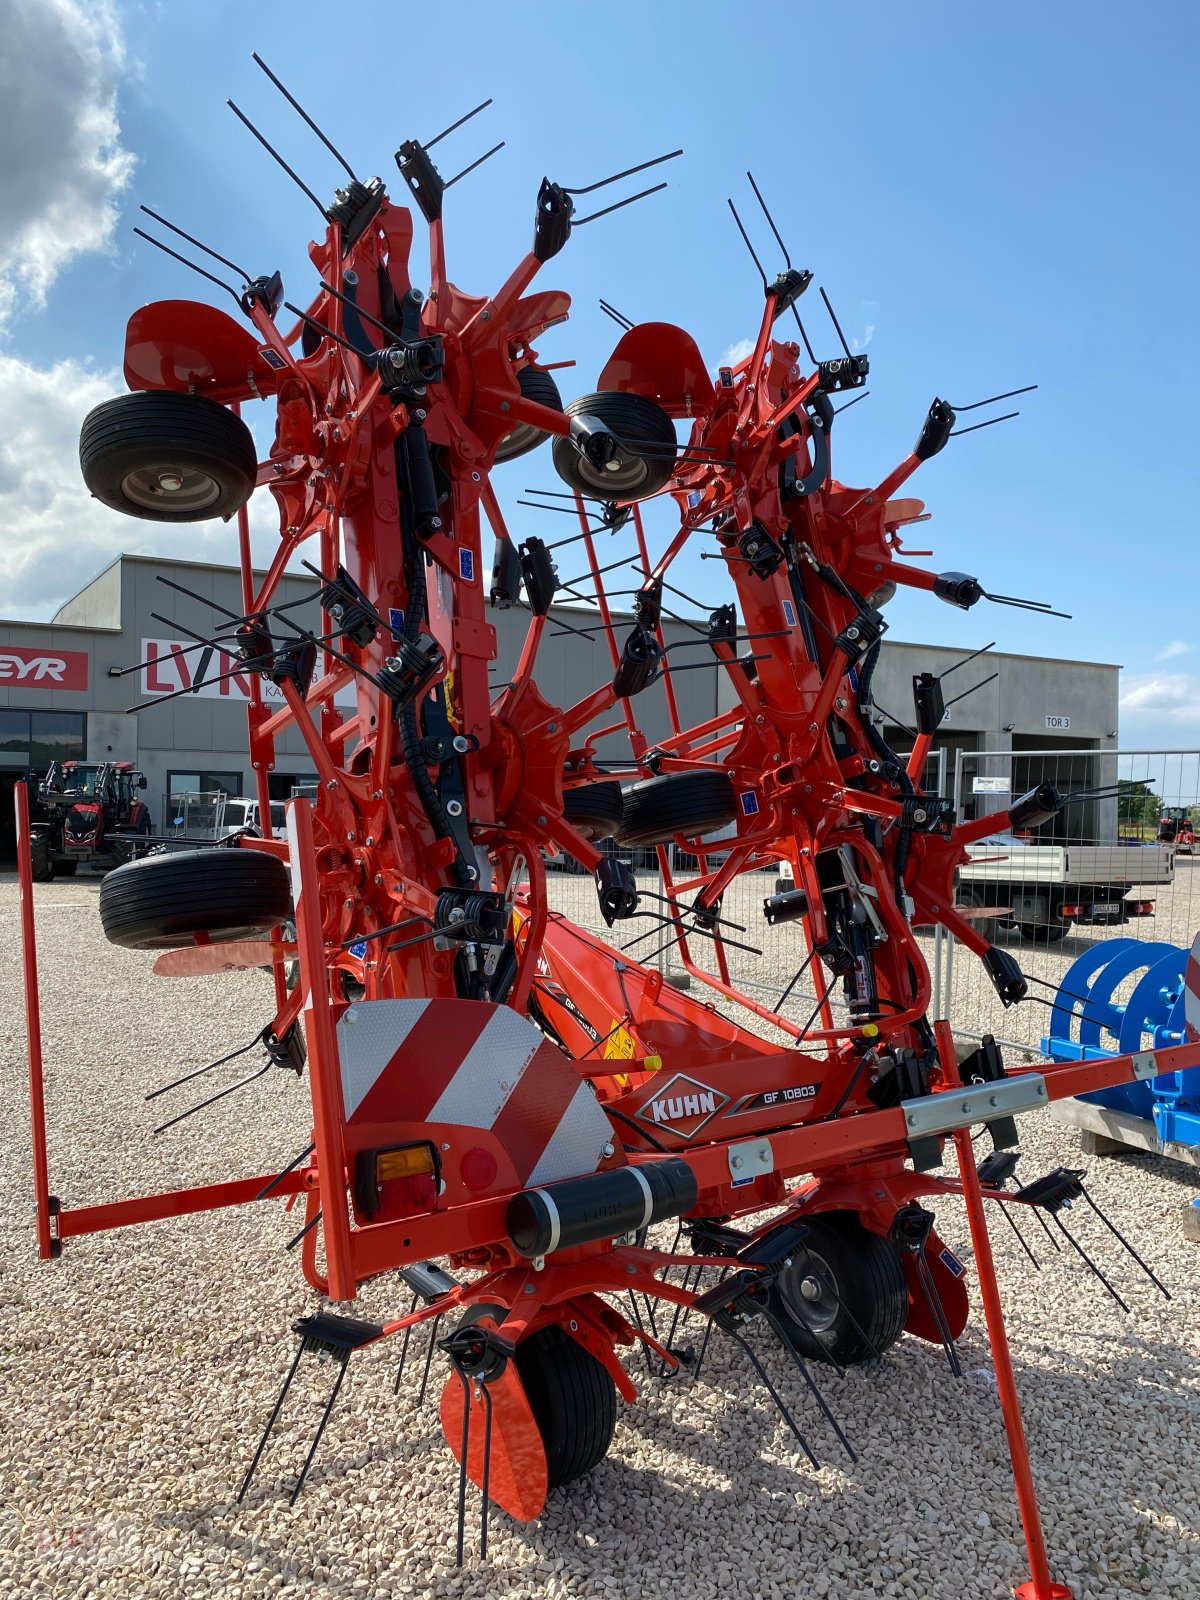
[16, 60, 1200, 1597]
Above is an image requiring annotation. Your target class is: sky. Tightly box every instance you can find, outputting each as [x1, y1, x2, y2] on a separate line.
[0, 0, 1196, 746]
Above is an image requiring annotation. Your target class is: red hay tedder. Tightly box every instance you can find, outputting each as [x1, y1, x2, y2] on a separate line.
[17, 62, 1200, 1597]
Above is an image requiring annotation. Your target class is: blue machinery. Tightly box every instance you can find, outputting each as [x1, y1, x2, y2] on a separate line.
[1041, 938, 1200, 1154]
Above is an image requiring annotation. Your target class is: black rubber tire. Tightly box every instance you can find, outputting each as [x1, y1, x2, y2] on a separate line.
[1014, 918, 1072, 945]
[515, 1323, 617, 1489]
[80, 391, 258, 523]
[552, 391, 677, 501]
[493, 367, 563, 464]
[616, 770, 738, 849]
[771, 1213, 908, 1367]
[563, 781, 625, 842]
[29, 834, 53, 883]
[53, 858, 78, 877]
[99, 847, 291, 950]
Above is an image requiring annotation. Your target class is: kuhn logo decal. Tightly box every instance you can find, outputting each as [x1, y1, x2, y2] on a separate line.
[635, 1072, 729, 1137]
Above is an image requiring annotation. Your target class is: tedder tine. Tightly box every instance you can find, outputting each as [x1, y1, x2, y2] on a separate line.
[453, 1366, 471, 1567]
[724, 1326, 819, 1471]
[761, 1304, 856, 1462]
[1079, 1188, 1171, 1298]
[393, 1292, 420, 1394]
[1052, 1215, 1131, 1315]
[240, 1314, 381, 1506]
[418, 1314, 444, 1408]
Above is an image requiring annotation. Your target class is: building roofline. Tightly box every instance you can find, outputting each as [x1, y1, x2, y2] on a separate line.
[20, 554, 1123, 671]
[49, 552, 123, 622]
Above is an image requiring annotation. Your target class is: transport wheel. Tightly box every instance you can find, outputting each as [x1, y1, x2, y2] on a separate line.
[80, 391, 258, 522]
[616, 770, 738, 849]
[563, 780, 625, 841]
[552, 391, 677, 500]
[29, 835, 52, 883]
[771, 1213, 908, 1367]
[493, 367, 563, 463]
[99, 847, 291, 949]
[516, 1323, 617, 1488]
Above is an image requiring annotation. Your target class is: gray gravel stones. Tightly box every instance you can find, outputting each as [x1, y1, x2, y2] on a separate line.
[1, 873, 1197, 1599]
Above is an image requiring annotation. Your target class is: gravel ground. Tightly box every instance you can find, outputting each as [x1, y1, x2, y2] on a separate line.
[2, 871, 1198, 1600]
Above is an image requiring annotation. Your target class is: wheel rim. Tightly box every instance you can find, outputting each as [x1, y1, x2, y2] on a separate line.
[120, 464, 223, 514]
[779, 1246, 840, 1335]
[572, 452, 651, 494]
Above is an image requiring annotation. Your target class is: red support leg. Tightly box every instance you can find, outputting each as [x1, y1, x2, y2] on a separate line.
[14, 780, 55, 1260]
[934, 1020, 1070, 1600]
[286, 796, 356, 1300]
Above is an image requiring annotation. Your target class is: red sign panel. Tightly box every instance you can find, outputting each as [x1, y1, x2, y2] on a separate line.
[0, 645, 89, 692]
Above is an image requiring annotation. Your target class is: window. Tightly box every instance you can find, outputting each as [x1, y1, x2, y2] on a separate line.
[0, 709, 85, 770]
[166, 770, 244, 798]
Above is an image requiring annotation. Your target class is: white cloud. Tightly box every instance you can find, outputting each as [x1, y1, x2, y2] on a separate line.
[1118, 672, 1200, 748]
[0, 354, 253, 618]
[720, 338, 755, 367]
[0, 0, 135, 328]
[1157, 640, 1193, 661]
[850, 299, 878, 353]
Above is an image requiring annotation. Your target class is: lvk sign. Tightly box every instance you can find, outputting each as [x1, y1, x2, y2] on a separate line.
[140, 640, 356, 708]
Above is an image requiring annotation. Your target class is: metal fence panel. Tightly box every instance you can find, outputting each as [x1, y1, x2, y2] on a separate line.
[942, 747, 1199, 1055]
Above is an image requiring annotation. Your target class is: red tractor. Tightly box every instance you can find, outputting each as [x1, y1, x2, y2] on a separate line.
[28, 759, 154, 879]
[1159, 807, 1196, 854]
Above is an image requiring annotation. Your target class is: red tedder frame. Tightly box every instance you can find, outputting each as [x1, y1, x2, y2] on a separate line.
[17, 75, 1196, 1600]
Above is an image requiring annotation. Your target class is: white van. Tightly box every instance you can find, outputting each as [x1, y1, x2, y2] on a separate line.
[220, 797, 288, 837]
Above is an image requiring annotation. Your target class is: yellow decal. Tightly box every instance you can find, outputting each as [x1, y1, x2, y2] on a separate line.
[603, 1020, 637, 1061]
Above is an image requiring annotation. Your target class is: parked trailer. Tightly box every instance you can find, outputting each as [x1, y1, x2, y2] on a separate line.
[956, 835, 1174, 942]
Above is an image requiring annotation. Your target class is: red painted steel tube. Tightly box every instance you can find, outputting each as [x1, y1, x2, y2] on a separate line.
[286, 797, 356, 1299]
[15, 780, 54, 1259]
[56, 1170, 306, 1239]
[935, 1020, 1069, 1600]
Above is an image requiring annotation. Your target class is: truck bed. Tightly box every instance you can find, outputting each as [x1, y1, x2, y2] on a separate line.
[960, 841, 1175, 888]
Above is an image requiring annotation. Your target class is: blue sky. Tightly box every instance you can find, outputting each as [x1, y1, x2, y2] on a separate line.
[1, 0, 1196, 743]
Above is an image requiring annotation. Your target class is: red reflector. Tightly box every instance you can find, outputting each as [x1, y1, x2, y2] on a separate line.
[461, 1146, 499, 1192]
[1060, 904, 1081, 918]
[1129, 900, 1154, 915]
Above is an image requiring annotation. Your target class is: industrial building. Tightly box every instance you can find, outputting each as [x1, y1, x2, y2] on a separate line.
[0, 552, 1121, 860]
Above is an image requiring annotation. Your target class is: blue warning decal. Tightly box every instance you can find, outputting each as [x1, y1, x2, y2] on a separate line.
[459, 549, 475, 582]
[939, 1246, 966, 1279]
[348, 939, 368, 960]
[782, 599, 797, 627]
[688, 490, 703, 508]
[258, 346, 287, 370]
[388, 607, 405, 638]
[740, 791, 760, 816]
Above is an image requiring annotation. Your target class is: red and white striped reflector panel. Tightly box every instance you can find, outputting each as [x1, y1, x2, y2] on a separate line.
[335, 999, 613, 1188]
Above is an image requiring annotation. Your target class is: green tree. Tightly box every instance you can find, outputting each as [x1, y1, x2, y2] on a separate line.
[1117, 779, 1162, 835]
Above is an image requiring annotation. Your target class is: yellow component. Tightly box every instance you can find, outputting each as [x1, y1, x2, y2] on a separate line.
[602, 1020, 637, 1061]
[642, 1054, 663, 1072]
[375, 1143, 437, 1182]
[861, 1023, 880, 1038]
